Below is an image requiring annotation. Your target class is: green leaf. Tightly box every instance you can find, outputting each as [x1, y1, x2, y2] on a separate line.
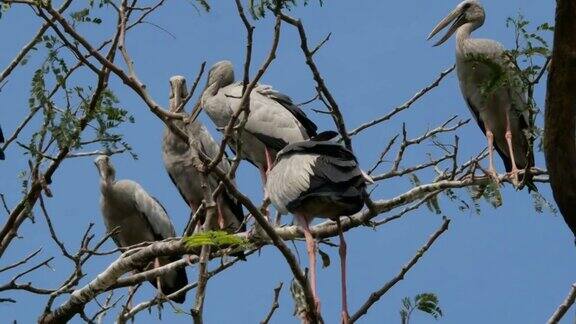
[183, 231, 248, 249]
[400, 292, 443, 324]
[414, 293, 443, 319]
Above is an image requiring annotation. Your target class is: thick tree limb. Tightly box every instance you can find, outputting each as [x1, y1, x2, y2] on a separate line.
[543, 0, 576, 239]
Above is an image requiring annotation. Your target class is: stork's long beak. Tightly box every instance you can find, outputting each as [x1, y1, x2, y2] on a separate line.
[427, 6, 466, 47]
[169, 76, 188, 113]
[94, 155, 109, 178]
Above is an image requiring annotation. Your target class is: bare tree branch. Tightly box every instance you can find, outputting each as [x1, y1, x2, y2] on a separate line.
[547, 283, 576, 324]
[350, 218, 450, 322]
[260, 282, 284, 324]
[279, 12, 352, 150]
[349, 65, 455, 137]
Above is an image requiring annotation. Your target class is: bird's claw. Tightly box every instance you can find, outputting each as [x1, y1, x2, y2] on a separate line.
[508, 169, 520, 188]
[185, 254, 196, 266]
[484, 168, 500, 185]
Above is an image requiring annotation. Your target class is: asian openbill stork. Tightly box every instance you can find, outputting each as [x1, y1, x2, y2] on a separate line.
[162, 75, 245, 234]
[428, 0, 536, 190]
[266, 131, 371, 323]
[197, 61, 318, 194]
[94, 155, 188, 303]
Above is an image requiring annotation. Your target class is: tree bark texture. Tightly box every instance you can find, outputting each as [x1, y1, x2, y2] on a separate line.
[544, 0, 576, 240]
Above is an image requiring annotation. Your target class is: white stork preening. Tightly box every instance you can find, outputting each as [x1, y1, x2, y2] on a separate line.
[162, 76, 245, 234]
[266, 131, 371, 323]
[94, 155, 188, 303]
[198, 61, 318, 190]
[428, 0, 536, 190]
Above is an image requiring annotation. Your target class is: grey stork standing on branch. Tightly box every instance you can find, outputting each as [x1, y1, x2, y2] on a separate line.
[266, 131, 372, 323]
[428, 0, 536, 191]
[162, 75, 245, 235]
[94, 155, 188, 303]
[196, 61, 318, 195]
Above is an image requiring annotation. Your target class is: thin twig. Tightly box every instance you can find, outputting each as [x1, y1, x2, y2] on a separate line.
[260, 282, 284, 324]
[350, 218, 451, 322]
[348, 65, 455, 137]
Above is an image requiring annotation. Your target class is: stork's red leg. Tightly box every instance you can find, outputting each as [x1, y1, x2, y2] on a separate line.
[504, 111, 520, 186]
[154, 258, 164, 298]
[485, 130, 499, 182]
[259, 168, 268, 186]
[295, 214, 320, 314]
[259, 167, 270, 220]
[260, 152, 271, 219]
[335, 218, 350, 324]
[264, 147, 274, 175]
[217, 200, 225, 230]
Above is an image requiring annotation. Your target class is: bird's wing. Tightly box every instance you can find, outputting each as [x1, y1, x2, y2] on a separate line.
[278, 140, 357, 162]
[188, 121, 232, 174]
[267, 153, 317, 214]
[272, 141, 364, 211]
[222, 84, 317, 151]
[166, 169, 192, 208]
[132, 184, 177, 240]
[256, 84, 318, 137]
[307, 147, 363, 193]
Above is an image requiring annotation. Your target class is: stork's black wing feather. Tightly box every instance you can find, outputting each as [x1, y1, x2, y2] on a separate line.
[278, 139, 357, 162]
[263, 88, 318, 138]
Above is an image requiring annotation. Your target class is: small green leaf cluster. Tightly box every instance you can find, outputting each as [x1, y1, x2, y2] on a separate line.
[21, 27, 135, 161]
[183, 230, 248, 249]
[248, 0, 323, 19]
[70, 2, 106, 25]
[400, 293, 443, 324]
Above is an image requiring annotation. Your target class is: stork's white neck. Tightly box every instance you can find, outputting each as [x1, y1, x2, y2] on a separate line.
[455, 22, 482, 54]
[201, 82, 221, 104]
[98, 170, 115, 195]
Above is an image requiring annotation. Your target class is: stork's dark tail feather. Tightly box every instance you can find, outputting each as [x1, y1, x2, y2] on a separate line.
[149, 257, 189, 304]
[521, 149, 537, 193]
[523, 172, 538, 193]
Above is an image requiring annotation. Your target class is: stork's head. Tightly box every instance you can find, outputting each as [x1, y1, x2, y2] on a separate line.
[427, 0, 485, 46]
[169, 75, 189, 113]
[206, 60, 235, 89]
[94, 155, 115, 184]
[194, 60, 235, 122]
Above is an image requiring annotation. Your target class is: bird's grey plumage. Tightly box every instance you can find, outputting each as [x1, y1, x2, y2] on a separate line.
[200, 61, 317, 171]
[265, 132, 368, 321]
[162, 76, 244, 232]
[266, 133, 368, 218]
[95, 155, 188, 303]
[428, 0, 535, 189]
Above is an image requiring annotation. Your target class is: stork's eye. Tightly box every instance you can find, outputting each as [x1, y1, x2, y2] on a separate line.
[463, 3, 471, 10]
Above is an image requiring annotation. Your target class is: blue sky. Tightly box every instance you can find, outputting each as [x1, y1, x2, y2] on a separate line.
[1, 0, 574, 323]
